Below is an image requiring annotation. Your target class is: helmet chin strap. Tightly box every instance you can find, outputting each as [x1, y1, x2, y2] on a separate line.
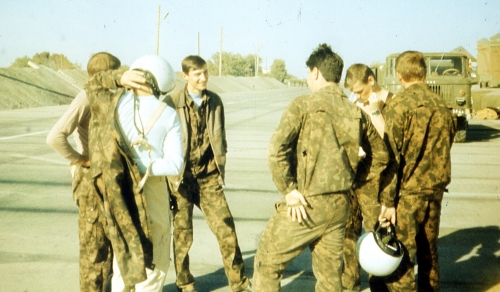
[131, 91, 153, 190]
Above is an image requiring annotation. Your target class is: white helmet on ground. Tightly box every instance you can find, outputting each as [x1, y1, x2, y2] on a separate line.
[356, 222, 404, 276]
[130, 55, 176, 97]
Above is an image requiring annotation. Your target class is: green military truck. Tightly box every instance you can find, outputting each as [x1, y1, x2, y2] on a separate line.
[371, 52, 473, 142]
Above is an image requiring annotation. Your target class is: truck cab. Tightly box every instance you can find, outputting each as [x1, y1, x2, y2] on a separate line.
[377, 53, 472, 142]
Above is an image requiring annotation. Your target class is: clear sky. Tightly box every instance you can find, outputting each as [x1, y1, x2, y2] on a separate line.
[1, 0, 499, 78]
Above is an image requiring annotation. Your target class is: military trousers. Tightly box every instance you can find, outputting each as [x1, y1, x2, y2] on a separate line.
[74, 165, 113, 292]
[373, 194, 442, 292]
[171, 172, 248, 291]
[342, 180, 381, 291]
[111, 176, 171, 292]
[253, 193, 350, 292]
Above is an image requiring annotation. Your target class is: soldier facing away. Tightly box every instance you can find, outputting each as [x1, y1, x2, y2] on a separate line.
[252, 44, 394, 292]
[85, 55, 184, 291]
[373, 50, 456, 292]
[46, 52, 121, 292]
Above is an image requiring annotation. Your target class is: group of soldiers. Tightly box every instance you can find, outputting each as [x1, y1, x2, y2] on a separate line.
[47, 43, 455, 292]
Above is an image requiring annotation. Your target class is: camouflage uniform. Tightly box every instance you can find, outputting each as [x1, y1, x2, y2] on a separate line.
[253, 85, 392, 291]
[375, 83, 456, 292]
[165, 87, 250, 292]
[74, 165, 113, 292]
[342, 177, 383, 291]
[342, 93, 396, 291]
[85, 69, 154, 287]
[47, 89, 113, 292]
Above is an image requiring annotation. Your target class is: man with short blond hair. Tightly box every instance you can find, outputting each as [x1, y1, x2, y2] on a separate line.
[377, 50, 456, 291]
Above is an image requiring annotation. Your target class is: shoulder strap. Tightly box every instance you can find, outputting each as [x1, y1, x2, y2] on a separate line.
[131, 101, 168, 191]
[143, 101, 167, 136]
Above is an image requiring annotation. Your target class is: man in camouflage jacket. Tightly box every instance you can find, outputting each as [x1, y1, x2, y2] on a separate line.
[165, 55, 250, 292]
[252, 44, 395, 292]
[375, 51, 456, 292]
[85, 69, 154, 287]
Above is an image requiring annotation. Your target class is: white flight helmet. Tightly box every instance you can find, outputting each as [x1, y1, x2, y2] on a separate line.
[356, 222, 404, 276]
[130, 55, 176, 97]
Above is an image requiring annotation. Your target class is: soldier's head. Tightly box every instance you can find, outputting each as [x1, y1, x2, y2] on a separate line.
[182, 55, 208, 94]
[396, 51, 426, 86]
[344, 64, 377, 102]
[87, 52, 121, 78]
[306, 44, 344, 91]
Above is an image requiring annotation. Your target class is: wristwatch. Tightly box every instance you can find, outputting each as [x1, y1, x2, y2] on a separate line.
[372, 109, 381, 115]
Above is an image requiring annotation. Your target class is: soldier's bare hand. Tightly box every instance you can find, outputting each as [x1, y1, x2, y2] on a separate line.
[120, 70, 147, 89]
[368, 92, 383, 112]
[379, 205, 396, 227]
[77, 155, 90, 167]
[285, 190, 308, 223]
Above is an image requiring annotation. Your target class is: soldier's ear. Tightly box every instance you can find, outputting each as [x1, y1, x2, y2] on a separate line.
[368, 76, 375, 86]
[313, 67, 321, 80]
[397, 72, 403, 83]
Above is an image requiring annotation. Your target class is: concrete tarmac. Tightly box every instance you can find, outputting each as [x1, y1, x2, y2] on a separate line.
[0, 87, 499, 291]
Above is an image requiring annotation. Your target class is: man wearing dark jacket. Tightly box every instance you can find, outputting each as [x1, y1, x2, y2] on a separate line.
[166, 55, 251, 292]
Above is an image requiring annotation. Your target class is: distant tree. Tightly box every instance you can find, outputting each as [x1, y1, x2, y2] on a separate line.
[207, 52, 259, 77]
[270, 59, 287, 82]
[10, 56, 31, 68]
[10, 52, 81, 70]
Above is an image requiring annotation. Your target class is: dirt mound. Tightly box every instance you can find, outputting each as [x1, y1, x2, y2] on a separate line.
[0, 68, 285, 110]
[473, 107, 500, 120]
[0, 67, 80, 110]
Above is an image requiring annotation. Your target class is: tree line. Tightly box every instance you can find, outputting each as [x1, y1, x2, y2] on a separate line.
[205, 52, 290, 82]
[10, 52, 81, 71]
[10, 51, 300, 84]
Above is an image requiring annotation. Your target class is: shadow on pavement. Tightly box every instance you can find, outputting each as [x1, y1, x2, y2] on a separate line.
[438, 225, 500, 291]
[162, 249, 320, 291]
[162, 251, 256, 292]
[466, 123, 500, 142]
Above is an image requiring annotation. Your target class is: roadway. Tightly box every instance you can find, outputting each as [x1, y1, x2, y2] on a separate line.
[0, 87, 499, 291]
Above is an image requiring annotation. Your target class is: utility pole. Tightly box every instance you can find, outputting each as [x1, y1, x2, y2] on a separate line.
[255, 43, 262, 77]
[198, 32, 200, 56]
[155, 5, 169, 55]
[219, 27, 223, 77]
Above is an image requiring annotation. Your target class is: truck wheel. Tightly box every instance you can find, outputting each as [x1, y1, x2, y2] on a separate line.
[454, 116, 467, 143]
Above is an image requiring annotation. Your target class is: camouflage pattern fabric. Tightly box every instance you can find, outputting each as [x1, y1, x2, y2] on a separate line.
[170, 172, 249, 291]
[342, 101, 399, 290]
[253, 194, 350, 292]
[377, 194, 443, 292]
[267, 85, 390, 199]
[341, 178, 381, 291]
[74, 164, 112, 292]
[165, 87, 228, 191]
[183, 91, 218, 177]
[256, 84, 393, 291]
[375, 82, 455, 291]
[166, 85, 248, 291]
[86, 69, 153, 286]
[383, 83, 455, 195]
